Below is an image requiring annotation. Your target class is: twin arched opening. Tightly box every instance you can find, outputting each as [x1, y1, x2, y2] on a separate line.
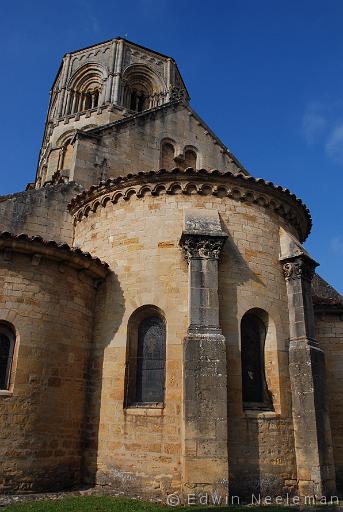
[160, 140, 198, 170]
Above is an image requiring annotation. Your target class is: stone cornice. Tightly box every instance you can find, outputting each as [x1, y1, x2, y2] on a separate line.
[68, 168, 312, 242]
[0, 232, 109, 279]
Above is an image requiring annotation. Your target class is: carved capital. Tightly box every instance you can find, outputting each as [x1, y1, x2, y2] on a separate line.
[180, 234, 226, 261]
[282, 256, 317, 283]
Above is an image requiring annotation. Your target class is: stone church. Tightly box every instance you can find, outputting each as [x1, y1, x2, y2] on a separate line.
[0, 37, 342, 501]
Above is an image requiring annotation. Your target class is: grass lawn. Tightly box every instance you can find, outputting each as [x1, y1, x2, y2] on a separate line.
[2, 496, 300, 511]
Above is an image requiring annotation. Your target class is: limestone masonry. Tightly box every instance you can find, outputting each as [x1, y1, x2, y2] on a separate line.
[0, 37, 342, 500]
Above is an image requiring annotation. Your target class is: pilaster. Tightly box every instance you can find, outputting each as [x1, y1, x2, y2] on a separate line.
[112, 39, 124, 105]
[280, 246, 336, 498]
[105, 39, 117, 104]
[57, 54, 71, 118]
[180, 209, 228, 495]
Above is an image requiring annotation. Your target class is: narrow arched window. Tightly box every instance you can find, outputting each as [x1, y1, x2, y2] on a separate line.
[184, 149, 197, 169]
[125, 307, 166, 406]
[93, 89, 99, 108]
[60, 139, 73, 171]
[161, 142, 175, 170]
[0, 324, 15, 390]
[241, 312, 271, 408]
[130, 90, 138, 111]
[85, 92, 92, 110]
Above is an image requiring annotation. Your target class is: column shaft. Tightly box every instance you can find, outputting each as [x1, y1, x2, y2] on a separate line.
[180, 223, 228, 496]
[282, 256, 336, 497]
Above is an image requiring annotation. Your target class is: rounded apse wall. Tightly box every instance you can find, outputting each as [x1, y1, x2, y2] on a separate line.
[0, 233, 108, 493]
[70, 169, 310, 497]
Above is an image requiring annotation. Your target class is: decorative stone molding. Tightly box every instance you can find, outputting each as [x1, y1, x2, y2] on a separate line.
[69, 168, 312, 242]
[282, 256, 317, 282]
[180, 234, 227, 261]
[0, 232, 109, 279]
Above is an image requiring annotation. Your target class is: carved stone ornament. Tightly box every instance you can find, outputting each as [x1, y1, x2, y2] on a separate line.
[282, 256, 316, 283]
[181, 234, 226, 261]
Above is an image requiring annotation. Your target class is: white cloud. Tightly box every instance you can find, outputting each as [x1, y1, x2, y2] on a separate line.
[302, 100, 343, 165]
[302, 104, 327, 145]
[326, 123, 343, 164]
[331, 236, 343, 255]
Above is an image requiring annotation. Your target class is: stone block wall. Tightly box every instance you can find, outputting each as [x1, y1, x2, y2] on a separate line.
[315, 312, 343, 489]
[73, 188, 298, 498]
[71, 104, 241, 189]
[0, 183, 82, 244]
[0, 250, 99, 492]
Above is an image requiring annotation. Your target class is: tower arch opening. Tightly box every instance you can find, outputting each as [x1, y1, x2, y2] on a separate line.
[122, 64, 166, 112]
[65, 63, 106, 115]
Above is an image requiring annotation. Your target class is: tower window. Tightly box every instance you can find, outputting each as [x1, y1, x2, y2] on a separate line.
[85, 92, 92, 110]
[129, 90, 146, 112]
[60, 138, 73, 171]
[241, 311, 271, 408]
[0, 324, 16, 390]
[184, 149, 197, 169]
[125, 308, 166, 406]
[161, 141, 175, 170]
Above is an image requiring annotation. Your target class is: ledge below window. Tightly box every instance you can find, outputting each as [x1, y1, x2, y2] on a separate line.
[244, 409, 280, 419]
[124, 403, 164, 416]
[0, 390, 13, 397]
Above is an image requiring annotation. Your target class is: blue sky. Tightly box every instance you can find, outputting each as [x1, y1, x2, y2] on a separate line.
[1, 0, 342, 292]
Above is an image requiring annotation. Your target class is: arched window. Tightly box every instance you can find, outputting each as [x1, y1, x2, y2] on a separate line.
[125, 307, 166, 406]
[184, 148, 197, 169]
[59, 139, 74, 170]
[241, 311, 272, 408]
[161, 141, 175, 170]
[84, 92, 92, 110]
[128, 89, 147, 112]
[0, 324, 16, 390]
[122, 64, 166, 113]
[65, 63, 104, 116]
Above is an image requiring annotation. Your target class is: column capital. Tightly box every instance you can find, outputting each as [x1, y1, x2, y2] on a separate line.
[281, 254, 318, 283]
[180, 233, 227, 262]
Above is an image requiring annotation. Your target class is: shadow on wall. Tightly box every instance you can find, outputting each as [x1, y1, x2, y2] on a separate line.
[81, 270, 125, 486]
[219, 230, 268, 498]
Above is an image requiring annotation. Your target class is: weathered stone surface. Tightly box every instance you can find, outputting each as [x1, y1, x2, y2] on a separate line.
[0, 245, 106, 492]
[0, 183, 83, 244]
[0, 37, 342, 503]
[280, 242, 336, 497]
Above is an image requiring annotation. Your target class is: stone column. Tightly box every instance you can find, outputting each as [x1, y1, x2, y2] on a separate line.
[281, 252, 336, 498]
[179, 209, 229, 496]
[105, 39, 116, 104]
[64, 91, 71, 116]
[71, 92, 76, 115]
[166, 58, 173, 101]
[113, 39, 124, 105]
[57, 53, 71, 118]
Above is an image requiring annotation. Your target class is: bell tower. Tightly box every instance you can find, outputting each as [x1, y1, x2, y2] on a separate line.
[36, 37, 189, 188]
